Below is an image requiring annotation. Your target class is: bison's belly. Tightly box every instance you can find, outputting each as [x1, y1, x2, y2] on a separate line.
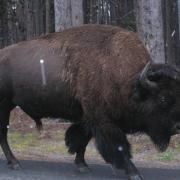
[12, 89, 83, 122]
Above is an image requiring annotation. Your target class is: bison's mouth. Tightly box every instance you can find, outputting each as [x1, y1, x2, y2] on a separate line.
[148, 132, 171, 152]
[153, 139, 170, 152]
[151, 123, 180, 151]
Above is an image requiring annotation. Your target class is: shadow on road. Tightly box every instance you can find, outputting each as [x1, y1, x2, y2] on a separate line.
[0, 159, 179, 180]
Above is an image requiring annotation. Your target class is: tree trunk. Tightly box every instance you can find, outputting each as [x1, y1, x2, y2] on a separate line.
[71, 0, 84, 27]
[163, 0, 180, 65]
[34, 0, 42, 36]
[54, 0, 72, 31]
[16, 0, 26, 42]
[179, 0, 180, 35]
[46, 0, 51, 34]
[54, 0, 83, 32]
[24, 0, 34, 40]
[0, 0, 8, 48]
[134, 0, 165, 63]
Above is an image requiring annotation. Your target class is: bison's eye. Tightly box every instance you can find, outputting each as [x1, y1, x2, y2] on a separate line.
[160, 96, 166, 103]
[158, 96, 169, 108]
[158, 94, 175, 109]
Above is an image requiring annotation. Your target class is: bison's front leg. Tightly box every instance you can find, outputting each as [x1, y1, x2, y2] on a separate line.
[0, 100, 21, 170]
[93, 123, 143, 180]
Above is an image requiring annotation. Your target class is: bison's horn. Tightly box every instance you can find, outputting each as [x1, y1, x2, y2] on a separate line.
[139, 62, 157, 89]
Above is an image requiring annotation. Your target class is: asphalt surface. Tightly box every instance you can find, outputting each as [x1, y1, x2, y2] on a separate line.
[0, 159, 180, 180]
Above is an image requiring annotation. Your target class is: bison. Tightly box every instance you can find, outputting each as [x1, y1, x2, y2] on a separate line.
[0, 25, 180, 180]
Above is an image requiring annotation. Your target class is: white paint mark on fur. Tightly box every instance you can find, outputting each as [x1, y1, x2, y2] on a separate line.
[171, 30, 175, 37]
[40, 59, 47, 85]
[118, 146, 123, 151]
[40, 59, 44, 64]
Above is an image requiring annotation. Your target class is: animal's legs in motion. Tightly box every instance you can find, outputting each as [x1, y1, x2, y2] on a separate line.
[0, 99, 21, 169]
[65, 123, 92, 172]
[93, 123, 144, 180]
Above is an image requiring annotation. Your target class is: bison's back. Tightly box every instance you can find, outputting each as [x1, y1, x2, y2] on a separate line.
[0, 25, 150, 120]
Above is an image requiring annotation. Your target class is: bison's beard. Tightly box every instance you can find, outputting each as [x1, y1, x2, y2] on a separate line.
[148, 131, 171, 152]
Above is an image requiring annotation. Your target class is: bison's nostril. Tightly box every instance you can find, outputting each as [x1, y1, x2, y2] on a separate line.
[175, 124, 180, 130]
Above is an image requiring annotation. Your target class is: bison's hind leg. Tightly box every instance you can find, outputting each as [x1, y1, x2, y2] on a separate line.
[0, 99, 21, 170]
[65, 123, 92, 173]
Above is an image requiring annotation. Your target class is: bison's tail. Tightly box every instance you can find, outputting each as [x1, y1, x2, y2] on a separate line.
[35, 119, 43, 131]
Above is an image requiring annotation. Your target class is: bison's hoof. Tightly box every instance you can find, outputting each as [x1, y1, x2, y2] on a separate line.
[76, 163, 90, 173]
[8, 162, 22, 170]
[128, 174, 144, 180]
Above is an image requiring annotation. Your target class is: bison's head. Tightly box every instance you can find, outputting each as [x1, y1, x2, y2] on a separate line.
[134, 62, 180, 151]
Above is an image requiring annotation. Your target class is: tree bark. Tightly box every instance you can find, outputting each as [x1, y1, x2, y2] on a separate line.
[16, 0, 26, 42]
[71, 0, 84, 27]
[0, 0, 50, 48]
[134, 0, 165, 63]
[179, 0, 180, 35]
[54, 0, 72, 31]
[34, 0, 42, 36]
[54, 0, 83, 32]
[46, 0, 51, 34]
[0, 0, 8, 48]
[24, 0, 34, 40]
[163, 0, 180, 65]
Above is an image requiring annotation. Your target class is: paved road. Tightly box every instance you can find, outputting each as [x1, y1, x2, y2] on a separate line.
[0, 159, 180, 180]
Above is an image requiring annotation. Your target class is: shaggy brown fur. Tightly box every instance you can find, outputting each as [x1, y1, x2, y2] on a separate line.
[1, 25, 180, 180]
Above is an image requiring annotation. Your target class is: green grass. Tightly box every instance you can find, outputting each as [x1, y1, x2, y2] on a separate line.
[6, 131, 68, 156]
[9, 132, 39, 152]
[39, 142, 67, 155]
[3, 130, 179, 163]
[54, 130, 65, 141]
[154, 150, 175, 162]
[3, 130, 100, 159]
